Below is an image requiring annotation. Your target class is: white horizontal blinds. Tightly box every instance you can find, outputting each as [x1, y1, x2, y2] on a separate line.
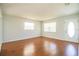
[24, 22, 34, 30]
[44, 22, 56, 32]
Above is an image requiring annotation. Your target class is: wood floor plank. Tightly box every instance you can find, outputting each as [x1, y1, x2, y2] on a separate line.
[0, 36, 78, 56]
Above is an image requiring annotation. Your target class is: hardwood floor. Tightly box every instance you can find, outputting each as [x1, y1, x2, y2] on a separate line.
[1, 36, 78, 56]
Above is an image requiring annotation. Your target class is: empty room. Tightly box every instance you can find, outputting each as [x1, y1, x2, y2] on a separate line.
[0, 3, 79, 56]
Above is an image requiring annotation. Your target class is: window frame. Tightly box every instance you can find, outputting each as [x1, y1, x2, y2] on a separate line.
[44, 22, 56, 32]
[24, 22, 35, 30]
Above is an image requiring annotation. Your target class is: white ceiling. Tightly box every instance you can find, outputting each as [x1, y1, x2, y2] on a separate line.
[2, 3, 79, 21]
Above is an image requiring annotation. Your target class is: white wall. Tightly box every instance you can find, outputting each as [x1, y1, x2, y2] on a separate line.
[43, 14, 79, 43]
[3, 15, 41, 43]
[0, 7, 2, 52]
[3, 14, 79, 43]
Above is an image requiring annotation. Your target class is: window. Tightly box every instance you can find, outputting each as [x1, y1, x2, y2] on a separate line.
[24, 22, 34, 30]
[67, 22, 75, 38]
[44, 22, 56, 32]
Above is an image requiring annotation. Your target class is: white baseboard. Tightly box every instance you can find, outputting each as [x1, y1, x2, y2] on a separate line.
[43, 36, 78, 43]
[3, 35, 79, 43]
[3, 35, 41, 43]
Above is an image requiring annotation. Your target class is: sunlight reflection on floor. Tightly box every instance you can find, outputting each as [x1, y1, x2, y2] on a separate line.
[23, 43, 35, 56]
[65, 44, 77, 56]
[44, 41, 58, 55]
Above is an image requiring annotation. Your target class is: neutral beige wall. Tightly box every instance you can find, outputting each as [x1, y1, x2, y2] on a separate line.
[43, 14, 79, 43]
[3, 15, 41, 43]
